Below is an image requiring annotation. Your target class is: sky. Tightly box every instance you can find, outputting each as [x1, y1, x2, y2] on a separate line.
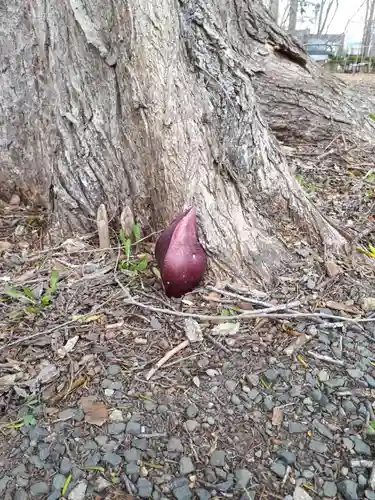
[279, 0, 367, 42]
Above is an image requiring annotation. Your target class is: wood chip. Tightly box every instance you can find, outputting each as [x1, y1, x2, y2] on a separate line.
[272, 407, 284, 426]
[325, 260, 341, 277]
[325, 300, 360, 314]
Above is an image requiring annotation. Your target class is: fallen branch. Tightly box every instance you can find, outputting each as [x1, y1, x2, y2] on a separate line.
[145, 339, 189, 380]
[307, 351, 344, 366]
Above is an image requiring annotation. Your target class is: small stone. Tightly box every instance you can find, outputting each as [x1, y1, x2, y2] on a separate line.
[0, 476, 11, 493]
[108, 423, 126, 435]
[210, 450, 226, 467]
[30, 482, 50, 497]
[206, 416, 215, 425]
[270, 462, 286, 478]
[313, 420, 334, 440]
[265, 368, 279, 382]
[60, 457, 72, 474]
[29, 455, 44, 469]
[365, 375, 375, 389]
[309, 440, 328, 453]
[180, 456, 195, 475]
[263, 395, 274, 411]
[293, 486, 313, 500]
[173, 485, 193, 500]
[289, 422, 308, 434]
[47, 493, 62, 500]
[318, 370, 329, 382]
[82, 439, 97, 451]
[52, 474, 67, 490]
[358, 474, 367, 487]
[103, 452, 122, 467]
[247, 389, 259, 400]
[196, 489, 211, 500]
[231, 394, 241, 405]
[342, 400, 357, 414]
[14, 490, 28, 500]
[137, 478, 153, 498]
[225, 380, 237, 392]
[343, 438, 355, 450]
[94, 476, 111, 492]
[132, 438, 148, 450]
[68, 480, 88, 500]
[167, 437, 183, 453]
[104, 389, 114, 397]
[362, 297, 375, 311]
[109, 409, 124, 422]
[126, 421, 141, 435]
[126, 462, 140, 475]
[277, 450, 296, 465]
[124, 448, 141, 462]
[347, 369, 364, 379]
[338, 480, 359, 500]
[107, 364, 121, 375]
[144, 400, 157, 411]
[351, 437, 371, 456]
[323, 481, 337, 497]
[325, 377, 346, 389]
[95, 435, 108, 446]
[84, 452, 101, 467]
[185, 420, 199, 432]
[186, 405, 198, 418]
[365, 491, 375, 500]
[247, 374, 259, 386]
[11, 464, 27, 476]
[302, 470, 314, 479]
[235, 469, 252, 488]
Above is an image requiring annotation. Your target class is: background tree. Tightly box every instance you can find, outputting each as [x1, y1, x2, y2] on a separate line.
[361, 0, 375, 56]
[1, 0, 374, 285]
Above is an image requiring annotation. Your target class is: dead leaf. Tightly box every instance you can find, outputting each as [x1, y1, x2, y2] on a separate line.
[211, 322, 240, 336]
[184, 318, 203, 343]
[150, 316, 162, 330]
[362, 297, 375, 311]
[14, 386, 28, 398]
[83, 400, 109, 426]
[284, 333, 311, 356]
[192, 376, 200, 388]
[325, 260, 341, 278]
[236, 302, 254, 310]
[205, 369, 220, 377]
[272, 407, 284, 426]
[0, 241, 12, 251]
[0, 373, 19, 395]
[29, 363, 59, 392]
[57, 335, 79, 358]
[9, 194, 20, 205]
[325, 300, 360, 314]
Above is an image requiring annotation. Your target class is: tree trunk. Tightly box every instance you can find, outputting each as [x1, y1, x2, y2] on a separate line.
[1, 0, 374, 285]
[287, 0, 299, 34]
[362, 0, 375, 57]
[269, 0, 279, 22]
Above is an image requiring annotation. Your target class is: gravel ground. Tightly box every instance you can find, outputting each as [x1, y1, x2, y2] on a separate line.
[1, 269, 375, 500]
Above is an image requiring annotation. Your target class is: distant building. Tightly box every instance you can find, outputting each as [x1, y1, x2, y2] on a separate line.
[293, 29, 346, 59]
[347, 41, 362, 56]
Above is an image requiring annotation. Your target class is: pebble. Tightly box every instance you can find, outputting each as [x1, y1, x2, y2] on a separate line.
[277, 450, 296, 465]
[108, 422, 126, 434]
[247, 374, 259, 386]
[103, 452, 122, 466]
[60, 457, 72, 474]
[323, 481, 337, 497]
[167, 437, 183, 453]
[313, 420, 334, 440]
[0, 476, 11, 493]
[133, 438, 148, 450]
[347, 368, 364, 379]
[196, 489, 211, 500]
[247, 389, 259, 400]
[173, 485, 193, 500]
[126, 462, 140, 475]
[270, 462, 286, 478]
[109, 409, 124, 422]
[124, 448, 141, 462]
[30, 482, 50, 497]
[364, 374, 375, 388]
[338, 479, 359, 500]
[231, 394, 241, 405]
[185, 420, 199, 432]
[137, 478, 153, 498]
[309, 440, 328, 453]
[210, 450, 226, 467]
[186, 405, 198, 418]
[126, 421, 141, 435]
[235, 469, 252, 488]
[351, 437, 372, 456]
[265, 368, 279, 382]
[289, 422, 308, 434]
[107, 364, 121, 375]
[52, 474, 66, 490]
[263, 396, 274, 411]
[14, 490, 28, 500]
[68, 480, 88, 500]
[293, 486, 313, 500]
[225, 380, 237, 392]
[180, 456, 195, 475]
[94, 476, 111, 491]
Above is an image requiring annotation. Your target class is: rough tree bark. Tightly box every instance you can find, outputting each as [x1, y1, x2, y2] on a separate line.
[1, 0, 375, 284]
